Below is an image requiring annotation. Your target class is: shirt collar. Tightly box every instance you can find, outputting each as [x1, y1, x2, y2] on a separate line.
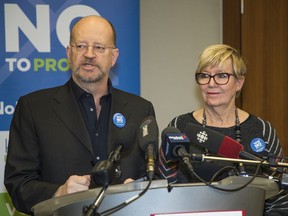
[70, 78, 113, 99]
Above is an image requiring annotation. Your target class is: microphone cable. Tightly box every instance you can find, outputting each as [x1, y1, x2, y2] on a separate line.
[192, 159, 265, 192]
[99, 179, 152, 216]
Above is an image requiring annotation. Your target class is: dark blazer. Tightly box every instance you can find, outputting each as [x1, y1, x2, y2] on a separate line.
[4, 79, 155, 214]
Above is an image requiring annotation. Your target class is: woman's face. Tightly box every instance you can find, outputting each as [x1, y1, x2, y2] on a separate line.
[198, 58, 244, 108]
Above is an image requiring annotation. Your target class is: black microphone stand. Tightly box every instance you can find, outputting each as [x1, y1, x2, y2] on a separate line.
[83, 156, 122, 216]
[83, 185, 108, 216]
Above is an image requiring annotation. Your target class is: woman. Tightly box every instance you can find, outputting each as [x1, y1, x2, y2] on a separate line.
[158, 44, 287, 215]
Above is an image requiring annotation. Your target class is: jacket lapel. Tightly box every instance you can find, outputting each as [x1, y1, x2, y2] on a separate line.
[107, 89, 131, 154]
[53, 83, 94, 155]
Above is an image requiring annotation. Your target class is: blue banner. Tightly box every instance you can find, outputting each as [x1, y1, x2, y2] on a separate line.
[0, 0, 140, 215]
[0, 0, 140, 130]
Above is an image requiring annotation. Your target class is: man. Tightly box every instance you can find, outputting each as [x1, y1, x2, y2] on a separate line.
[4, 15, 156, 214]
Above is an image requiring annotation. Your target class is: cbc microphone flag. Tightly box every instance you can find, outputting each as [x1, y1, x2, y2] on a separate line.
[0, 1, 140, 215]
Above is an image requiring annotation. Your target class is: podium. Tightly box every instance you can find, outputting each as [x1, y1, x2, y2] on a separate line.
[33, 176, 278, 216]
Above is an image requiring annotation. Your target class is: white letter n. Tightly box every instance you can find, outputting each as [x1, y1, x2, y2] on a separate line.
[4, 4, 50, 52]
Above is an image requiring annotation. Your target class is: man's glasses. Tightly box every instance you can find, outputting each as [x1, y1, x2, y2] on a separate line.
[70, 43, 116, 54]
[195, 72, 236, 85]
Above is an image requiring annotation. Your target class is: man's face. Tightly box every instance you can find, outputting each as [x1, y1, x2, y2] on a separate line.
[66, 17, 119, 85]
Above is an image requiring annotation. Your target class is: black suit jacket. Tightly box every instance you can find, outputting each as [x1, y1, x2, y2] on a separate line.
[4, 80, 155, 214]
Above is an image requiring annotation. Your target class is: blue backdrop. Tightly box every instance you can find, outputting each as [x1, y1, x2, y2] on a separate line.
[0, 0, 140, 215]
[0, 0, 140, 130]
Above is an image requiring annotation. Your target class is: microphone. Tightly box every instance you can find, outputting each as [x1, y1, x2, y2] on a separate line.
[138, 116, 159, 180]
[161, 126, 191, 161]
[160, 126, 195, 176]
[184, 123, 263, 161]
[91, 124, 136, 187]
[109, 124, 137, 163]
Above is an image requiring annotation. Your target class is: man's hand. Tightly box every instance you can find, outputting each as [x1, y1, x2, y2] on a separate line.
[54, 175, 91, 197]
[123, 178, 134, 184]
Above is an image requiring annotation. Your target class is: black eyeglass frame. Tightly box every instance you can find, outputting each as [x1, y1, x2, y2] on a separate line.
[195, 72, 237, 85]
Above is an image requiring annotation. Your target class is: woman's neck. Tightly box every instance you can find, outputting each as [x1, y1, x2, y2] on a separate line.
[202, 106, 237, 127]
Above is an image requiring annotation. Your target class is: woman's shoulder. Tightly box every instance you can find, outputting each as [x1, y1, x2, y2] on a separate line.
[241, 113, 277, 141]
[243, 112, 273, 127]
[168, 111, 201, 131]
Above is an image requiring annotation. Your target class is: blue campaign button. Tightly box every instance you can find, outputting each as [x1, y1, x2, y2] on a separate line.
[250, 138, 266, 153]
[112, 113, 126, 128]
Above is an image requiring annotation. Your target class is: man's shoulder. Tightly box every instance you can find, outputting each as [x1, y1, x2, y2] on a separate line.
[22, 83, 69, 98]
[17, 83, 71, 108]
[112, 88, 150, 103]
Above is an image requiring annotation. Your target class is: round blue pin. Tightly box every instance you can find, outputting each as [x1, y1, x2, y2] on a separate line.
[113, 113, 126, 128]
[250, 138, 266, 153]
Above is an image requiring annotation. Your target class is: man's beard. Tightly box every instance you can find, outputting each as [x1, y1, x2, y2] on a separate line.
[74, 63, 108, 84]
[76, 70, 105, 84]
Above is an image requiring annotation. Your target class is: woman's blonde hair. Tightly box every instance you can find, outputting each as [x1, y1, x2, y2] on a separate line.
[195, 44, 247, 79]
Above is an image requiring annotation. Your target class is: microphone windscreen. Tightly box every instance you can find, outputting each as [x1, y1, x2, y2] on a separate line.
[138, 116, 159, 150]
[115, 124, 137, 151]
[218, 136, 244, 159]
[184, 123, 244, 159]
[161, 126, 181, 140]
[161, 126, 190, 160]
